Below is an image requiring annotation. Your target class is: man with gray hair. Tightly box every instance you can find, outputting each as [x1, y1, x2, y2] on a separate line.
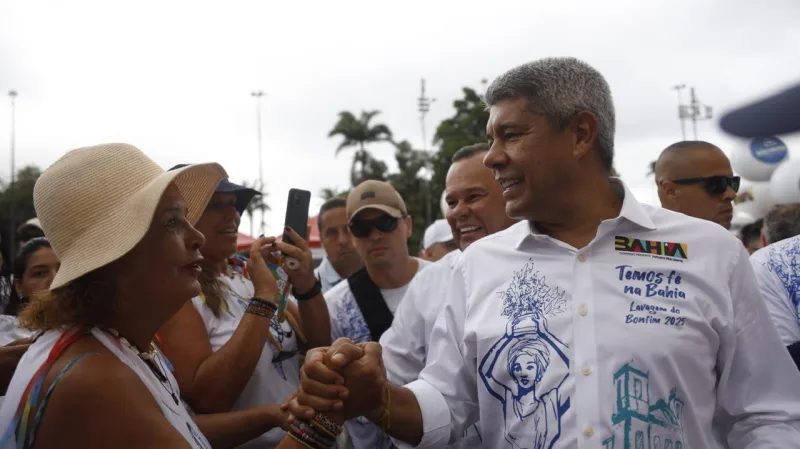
[760, 204, 800, 246]
[292, 57, 800, 448]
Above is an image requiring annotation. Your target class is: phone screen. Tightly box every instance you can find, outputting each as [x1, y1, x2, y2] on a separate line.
[283, 188, 311, 246]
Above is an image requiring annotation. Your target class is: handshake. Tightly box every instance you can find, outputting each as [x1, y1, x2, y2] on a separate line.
[281, 338, 390, 428]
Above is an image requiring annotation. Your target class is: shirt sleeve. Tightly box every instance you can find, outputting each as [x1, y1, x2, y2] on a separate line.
[750, 256, 800, 346]
[379, 273, 429, 386]
[393, 261, 480, 449]
[718, 246, 800, 447]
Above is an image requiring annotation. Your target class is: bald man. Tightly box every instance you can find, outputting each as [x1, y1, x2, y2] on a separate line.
[655, 140, 739, 229]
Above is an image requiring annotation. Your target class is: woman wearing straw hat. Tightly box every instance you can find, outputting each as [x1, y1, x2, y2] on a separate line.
[0, 143, 318, 449]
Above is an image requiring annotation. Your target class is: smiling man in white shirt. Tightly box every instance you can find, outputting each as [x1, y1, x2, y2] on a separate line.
[381, 143, 518, 385]
[294, 57, 800, 449]
[380, 142, 518, 448]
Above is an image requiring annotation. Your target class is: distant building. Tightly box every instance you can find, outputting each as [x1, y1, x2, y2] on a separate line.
[602, 362, 686, 449]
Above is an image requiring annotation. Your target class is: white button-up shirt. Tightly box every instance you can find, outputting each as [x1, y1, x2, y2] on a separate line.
[381, 250, 460, 385]
[750, 235, 800, 346]
[398, 181, 800, 449]
[381, 250, 482, 448]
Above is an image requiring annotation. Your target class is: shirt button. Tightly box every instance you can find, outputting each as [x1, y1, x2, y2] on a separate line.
[577, 254, 586, 262]
[581, 365, 592, 376]
[584, 426, 594, 437]
[578, 305, 588, 316]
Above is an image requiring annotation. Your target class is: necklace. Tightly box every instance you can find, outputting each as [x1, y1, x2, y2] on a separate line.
[111, 330, 180, 406]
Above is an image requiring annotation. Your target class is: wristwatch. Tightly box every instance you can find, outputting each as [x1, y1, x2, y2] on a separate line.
[292, 279, 322, 301]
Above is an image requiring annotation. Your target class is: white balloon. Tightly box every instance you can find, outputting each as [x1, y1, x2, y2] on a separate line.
[730, 136, 789, 182]
[770, 159, 800, 204]
[440, 189, 448, 218]
[734, 181, 775, 220]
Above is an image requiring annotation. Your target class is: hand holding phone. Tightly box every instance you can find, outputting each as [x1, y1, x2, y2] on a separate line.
[282, 188, 311, 269]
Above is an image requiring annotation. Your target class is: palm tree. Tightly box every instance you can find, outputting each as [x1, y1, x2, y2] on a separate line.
[319, 187, 348, 201]
[328, 110, 393, 187]
[241, 180, 270, 236]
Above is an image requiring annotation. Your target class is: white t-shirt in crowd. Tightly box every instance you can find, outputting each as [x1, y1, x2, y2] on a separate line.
[0, 315, 33, 346]
[325, 257, 431, 449]
[326, 258, 431, 343]
[0, 327, 211, 449]
[750, 234, 800, 346]
[191, 265, 300, 449]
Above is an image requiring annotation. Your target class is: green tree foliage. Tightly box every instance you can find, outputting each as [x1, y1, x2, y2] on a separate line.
[387, 140, 432, 254]
[328, 110, 393, 187]
[241, 180, 270, 237]
[0, 166, 41, 262]
[430, 87, 489, 211]
[318, 188, 349, 201]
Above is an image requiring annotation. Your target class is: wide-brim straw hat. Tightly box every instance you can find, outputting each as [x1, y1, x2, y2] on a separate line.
[34, 143, 227, 290]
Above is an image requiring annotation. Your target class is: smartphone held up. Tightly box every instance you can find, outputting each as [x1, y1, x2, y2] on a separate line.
[281, 188, 311, 270]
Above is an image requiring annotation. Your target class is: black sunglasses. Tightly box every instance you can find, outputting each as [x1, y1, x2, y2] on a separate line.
[671, 175, 740, 195]
[349, 215, 401, 238]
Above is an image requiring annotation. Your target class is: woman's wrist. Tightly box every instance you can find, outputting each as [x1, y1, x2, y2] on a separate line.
[254, 290, 278, 303]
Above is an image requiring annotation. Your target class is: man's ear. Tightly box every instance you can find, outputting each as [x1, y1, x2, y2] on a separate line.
[405, 215, 413, 239]
[570, 110, 599, 161]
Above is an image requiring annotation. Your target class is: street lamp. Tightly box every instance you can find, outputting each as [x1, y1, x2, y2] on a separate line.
[8, 90, 17, 259]
[251, 90, 266, 235]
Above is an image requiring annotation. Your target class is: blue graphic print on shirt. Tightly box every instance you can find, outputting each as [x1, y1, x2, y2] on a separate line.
[764, 237, 800, 323]
[601, 361, 688, 449]
[335, 294, 371, 343]
[269, 316, 297, 381]
[479, 258, 570, 449]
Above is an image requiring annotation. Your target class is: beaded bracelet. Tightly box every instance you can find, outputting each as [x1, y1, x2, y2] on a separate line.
[311, 412, 343, 438]
[288, 420, 335, 449]
[245, 297, 278, 318]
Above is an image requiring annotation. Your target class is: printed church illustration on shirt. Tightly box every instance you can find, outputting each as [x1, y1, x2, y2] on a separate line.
[602, 362, 687, 449]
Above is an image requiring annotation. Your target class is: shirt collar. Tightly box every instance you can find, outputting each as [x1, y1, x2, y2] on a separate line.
[317, 257, 343, 284]
[514, 178, 657, 249]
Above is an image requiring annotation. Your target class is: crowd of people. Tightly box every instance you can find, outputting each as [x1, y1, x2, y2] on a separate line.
[0, 56, 798, 449]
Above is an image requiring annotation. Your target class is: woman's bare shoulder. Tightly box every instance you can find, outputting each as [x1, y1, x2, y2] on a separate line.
[25, 336, 190, 449]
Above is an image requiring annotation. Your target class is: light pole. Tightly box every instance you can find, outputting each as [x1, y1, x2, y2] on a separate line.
[417, 79, 436, 226]
[672, 84, 687, 140]
[8, 90, 17, 260]
[673, 84, 713, 140]
[251, 90, 266, 235]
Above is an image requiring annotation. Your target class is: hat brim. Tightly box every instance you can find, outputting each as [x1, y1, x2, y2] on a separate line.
[720, 84, 800, 138]
[349, 205, 404, 222]
[215, 179, 261, 214]
[50, 163, 226, 290]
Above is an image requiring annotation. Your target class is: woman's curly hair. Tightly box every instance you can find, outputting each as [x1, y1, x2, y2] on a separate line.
[18, 269, 118, 331]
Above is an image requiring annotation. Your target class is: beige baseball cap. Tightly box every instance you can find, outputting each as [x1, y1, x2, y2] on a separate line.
[346, 180, 407, 221]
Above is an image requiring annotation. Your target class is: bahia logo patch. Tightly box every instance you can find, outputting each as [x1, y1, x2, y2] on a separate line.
[750, 136, 788, 164]
[614, 236, 688, 261]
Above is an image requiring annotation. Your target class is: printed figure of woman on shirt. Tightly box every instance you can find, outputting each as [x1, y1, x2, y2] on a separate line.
[480, 313, 569, 449]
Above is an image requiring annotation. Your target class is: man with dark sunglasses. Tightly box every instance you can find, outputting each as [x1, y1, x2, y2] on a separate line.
[655, 140, 738, 229]
[323, 179, 430, 449]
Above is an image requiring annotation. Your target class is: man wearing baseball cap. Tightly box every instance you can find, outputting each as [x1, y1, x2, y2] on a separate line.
[324, 179, 431, 449]
[419, 219, 457, 262]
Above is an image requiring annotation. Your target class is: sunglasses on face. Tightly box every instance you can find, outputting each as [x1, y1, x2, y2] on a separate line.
[671, 175, 740, 195]
[349, 215, 401, 238]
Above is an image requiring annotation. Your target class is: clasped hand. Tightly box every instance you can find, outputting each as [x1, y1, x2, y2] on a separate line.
[281, 338, 387, 425]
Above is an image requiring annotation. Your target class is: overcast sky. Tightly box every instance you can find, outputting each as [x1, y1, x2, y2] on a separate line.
[1, 0, 799, 234]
